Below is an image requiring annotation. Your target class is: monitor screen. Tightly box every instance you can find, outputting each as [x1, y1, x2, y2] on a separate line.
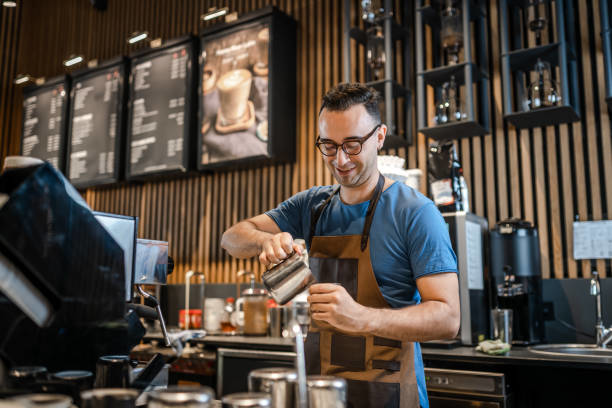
[93, 212, 137, 301]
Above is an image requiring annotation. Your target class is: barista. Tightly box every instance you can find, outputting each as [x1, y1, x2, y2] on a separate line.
[221, 83, 460, 408]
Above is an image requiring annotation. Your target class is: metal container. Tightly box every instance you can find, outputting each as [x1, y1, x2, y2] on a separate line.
[147, 386, 215, 407]
[307, 376, 347, 408]
[94, 355, 132, 388]
[81, 388, 138, 408]
[7, 394, 74, 408]
[248, 367, 297, 407]
[8, 366, 48, 388]
[262, 252, 315, 305]
[221, 393, 271, 407]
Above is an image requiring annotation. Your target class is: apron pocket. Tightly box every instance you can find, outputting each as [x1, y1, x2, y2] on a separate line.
[309, 257, 358, 299]
[374, 336, 402, 348]
[372, 359, 401, 371]
[331, 333, 365, 370]
[346, 379, 400, 408]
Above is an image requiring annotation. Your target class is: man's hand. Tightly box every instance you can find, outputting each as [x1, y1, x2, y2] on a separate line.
[258, 232, 302, 267]
[308, 283, 367, 333]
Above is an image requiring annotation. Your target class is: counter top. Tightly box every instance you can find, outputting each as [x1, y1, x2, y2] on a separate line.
[145, 331, 612, 369]
[421, 344, 612, 370]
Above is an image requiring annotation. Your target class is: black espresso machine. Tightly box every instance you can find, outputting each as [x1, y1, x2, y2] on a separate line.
[489, 219, 545, 345]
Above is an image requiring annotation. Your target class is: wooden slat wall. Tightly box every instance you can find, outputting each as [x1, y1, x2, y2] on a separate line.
[0, 0, 610, 283]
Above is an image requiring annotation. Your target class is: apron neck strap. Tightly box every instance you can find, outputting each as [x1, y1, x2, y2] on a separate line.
[308, 173, 386, 252]
[360, 173, 385, 251]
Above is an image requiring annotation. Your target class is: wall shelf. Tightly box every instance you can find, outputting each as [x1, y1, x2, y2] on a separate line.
[342, 0, 413, 147]
[600, 0, 612, 108]
[500, 0, 580, 128]
[416, 0, 490, 139]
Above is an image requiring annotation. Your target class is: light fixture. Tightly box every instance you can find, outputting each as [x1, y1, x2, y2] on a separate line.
[127, 31, 149, 44]
[201, 7, 228, 21]
[63, 55, 84, 67]
[13, 74, 31, 85]
[2, 1, 17, 7]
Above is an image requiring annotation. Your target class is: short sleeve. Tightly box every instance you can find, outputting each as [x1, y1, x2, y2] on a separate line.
[264, 190, 310, 239]
[406, 202, 458, 279]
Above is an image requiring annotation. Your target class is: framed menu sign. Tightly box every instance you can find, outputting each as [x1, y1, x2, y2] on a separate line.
[20, 76, 70, 172]
[198, 6, 296, 170]
[66, 58, 127, 188]
[126, 37, 196, 179]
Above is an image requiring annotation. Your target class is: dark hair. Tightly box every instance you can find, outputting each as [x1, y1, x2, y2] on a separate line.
[319, 83, 381, 123]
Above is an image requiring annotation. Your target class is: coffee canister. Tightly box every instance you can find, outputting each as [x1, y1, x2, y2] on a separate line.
[248, 367, 297, 407]
[307, 376, 347, 408]
[147, 386, 215, 407]
[221, 393, 271, 408]
[81, 388, 138, 408]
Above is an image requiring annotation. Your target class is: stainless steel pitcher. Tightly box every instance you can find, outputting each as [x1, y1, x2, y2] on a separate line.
[248, 367, 297, 407]
[262, 251, 315, 305]
[307, 376, 347, 408]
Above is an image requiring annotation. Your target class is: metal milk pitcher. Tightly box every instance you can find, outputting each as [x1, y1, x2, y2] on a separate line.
[262, 249, 315, 306]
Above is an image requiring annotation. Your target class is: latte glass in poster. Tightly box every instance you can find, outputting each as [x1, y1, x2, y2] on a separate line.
[200, 22, 270, 165]
[198, 7, 296, 170]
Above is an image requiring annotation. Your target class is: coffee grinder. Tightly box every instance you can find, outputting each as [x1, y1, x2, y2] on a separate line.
[490, 219, 545, 345]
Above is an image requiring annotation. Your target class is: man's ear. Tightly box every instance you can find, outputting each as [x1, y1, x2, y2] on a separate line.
[377, 124, 387, 150]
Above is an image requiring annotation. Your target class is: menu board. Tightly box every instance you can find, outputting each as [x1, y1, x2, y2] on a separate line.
[67, 61, 125, 187]
[199, 21, 271, 166]
[126, 40, 194, 178]
[20, 78, 69, 171]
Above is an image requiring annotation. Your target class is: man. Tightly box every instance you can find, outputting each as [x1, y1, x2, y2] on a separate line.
[221, 83, 460, 408]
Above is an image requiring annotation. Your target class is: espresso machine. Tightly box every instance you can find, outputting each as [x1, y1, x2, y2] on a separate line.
[490, 219, 545, 345]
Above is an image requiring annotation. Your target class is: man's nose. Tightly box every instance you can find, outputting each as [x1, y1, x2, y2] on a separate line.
[335, 146, 350, 166]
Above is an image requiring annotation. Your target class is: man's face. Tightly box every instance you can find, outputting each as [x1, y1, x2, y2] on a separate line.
[318, 104, 385, 188]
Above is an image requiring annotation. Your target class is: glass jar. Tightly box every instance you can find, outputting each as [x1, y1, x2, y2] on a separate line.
[239, 288, 269, 336]
[441, 2, 463, 65]
[525, 59, 561, 110]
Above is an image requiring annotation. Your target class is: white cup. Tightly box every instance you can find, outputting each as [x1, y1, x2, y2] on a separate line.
[204, 298, 225, 333]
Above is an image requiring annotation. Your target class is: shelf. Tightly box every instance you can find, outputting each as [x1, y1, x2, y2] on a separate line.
[418, 62, 488, 87]
[505, 43, 561, 71]
[504, 105, 580, 128]
[348, 21, 409, 46]
[417, 1, 485, 26]
[419, 120, 488, 139]
[366, 79, 410, 98]
[382, 133, 411, 149]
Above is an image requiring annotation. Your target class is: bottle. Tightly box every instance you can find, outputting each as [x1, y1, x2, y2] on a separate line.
[221, 297, 236, 333]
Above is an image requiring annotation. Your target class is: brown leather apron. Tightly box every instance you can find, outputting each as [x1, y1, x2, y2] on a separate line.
[305, 174, 420, 408]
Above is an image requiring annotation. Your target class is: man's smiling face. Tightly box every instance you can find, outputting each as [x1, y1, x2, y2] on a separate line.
[318, 104, 383, 188]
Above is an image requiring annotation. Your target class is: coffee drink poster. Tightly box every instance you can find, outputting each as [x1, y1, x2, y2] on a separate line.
[200, 22, 270, 165]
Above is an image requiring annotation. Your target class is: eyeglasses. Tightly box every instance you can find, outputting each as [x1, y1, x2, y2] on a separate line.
[315, 124, 381, 156]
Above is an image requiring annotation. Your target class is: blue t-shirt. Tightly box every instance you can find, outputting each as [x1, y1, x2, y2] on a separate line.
[265, 181, 458, 408]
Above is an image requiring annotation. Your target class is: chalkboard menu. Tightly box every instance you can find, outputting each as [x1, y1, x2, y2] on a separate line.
[126, 37, 196, 179]
[67, 58, 127, 188]
[20, 76, 70, 172]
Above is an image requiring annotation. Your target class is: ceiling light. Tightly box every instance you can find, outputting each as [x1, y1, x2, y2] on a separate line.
[128, 31, 149, 44]
[201, 7, 228, 21]
[13, 74, 31, 85]
[63, 55, 84, 67]
[2, 1, 17, 7]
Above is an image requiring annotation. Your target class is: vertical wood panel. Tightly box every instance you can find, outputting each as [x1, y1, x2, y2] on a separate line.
[1, 0, 610, 283]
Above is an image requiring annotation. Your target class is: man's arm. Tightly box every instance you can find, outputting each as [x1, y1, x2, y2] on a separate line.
[221, 214, 301, 265]
[308, 272, 460, 342]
